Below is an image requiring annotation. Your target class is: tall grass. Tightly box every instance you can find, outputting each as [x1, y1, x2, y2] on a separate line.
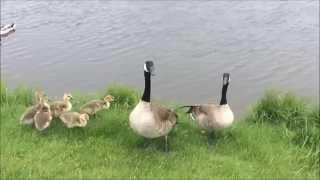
[105, 84, 140, 109]
[248, 90, 320, 170]
[0, 84, 319, 179]
[0, 83, 35, 106]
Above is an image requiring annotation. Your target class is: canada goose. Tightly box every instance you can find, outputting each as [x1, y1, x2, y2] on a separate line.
[0, 23, 16, 36]
[129, 61, 178, 152]
[79, 95, 115, 116]
[182, 73, 234, 134]
[20, 90, 43, 125]
[34, 95, 53, 131]
[50, 93, 73, 117]
[59, 112, 89, 128]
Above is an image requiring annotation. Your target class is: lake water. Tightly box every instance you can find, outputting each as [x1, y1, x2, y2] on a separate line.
[1, 0, 319, 116]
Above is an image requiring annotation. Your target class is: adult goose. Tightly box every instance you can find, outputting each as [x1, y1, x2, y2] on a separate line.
[182, 73, 234, 136]
[129, 61, 178, 152]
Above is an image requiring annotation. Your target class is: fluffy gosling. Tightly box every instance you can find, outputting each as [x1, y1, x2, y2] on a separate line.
[50, 93, 73, 117]
[20, 90, 43, 125]
[59, 112, 89, 128]
[79, 95, 115, 116]
[34, 95, 53, 131]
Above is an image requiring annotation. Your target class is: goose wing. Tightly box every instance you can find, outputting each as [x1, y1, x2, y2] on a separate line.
[151, 104, 178, 123]
[182, 104, 217, 115]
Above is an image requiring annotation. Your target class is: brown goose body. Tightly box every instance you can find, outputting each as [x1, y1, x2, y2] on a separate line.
[129, 101, 177, 138]
[183, 73, 234, 132]
[187, 103, 234, 131]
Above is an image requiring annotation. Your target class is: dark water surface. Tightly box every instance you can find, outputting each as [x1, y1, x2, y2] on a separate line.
[1, 0, 319, 115]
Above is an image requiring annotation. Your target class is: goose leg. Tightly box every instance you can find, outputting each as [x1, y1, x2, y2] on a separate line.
[165, 135, 169, 153]
[39, 128, 49, 135]
[207, 131, 216, 147]
[207, 132, 212, 146]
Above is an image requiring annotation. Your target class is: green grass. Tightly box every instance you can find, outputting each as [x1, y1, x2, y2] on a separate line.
[0, 84, 319, 179]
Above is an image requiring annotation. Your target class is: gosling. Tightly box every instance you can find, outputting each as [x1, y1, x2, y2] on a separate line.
[59, 112, 89, 128]
[20, 90, 43, 125]
[79, 95, 114, 116]
[50, 93, 73, 117]
[34, 95, 53, 131]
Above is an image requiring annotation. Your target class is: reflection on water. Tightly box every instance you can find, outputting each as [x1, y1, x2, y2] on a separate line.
[1, 1, 319, 115]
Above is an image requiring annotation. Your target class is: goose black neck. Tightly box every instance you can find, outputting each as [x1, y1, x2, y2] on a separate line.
[142, 71, 151, 102]
[220, 83, 229, 105]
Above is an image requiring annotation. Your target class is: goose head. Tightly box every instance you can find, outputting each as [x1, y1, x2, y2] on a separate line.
[104, 95, 115, 102]
[223, 73, 230, 85]
[144, 61, 155, 76]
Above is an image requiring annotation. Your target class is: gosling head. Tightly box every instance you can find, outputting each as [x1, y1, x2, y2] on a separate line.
[34, 89, 44, 103]
[102, 95, 114, 109]
[80, 113, 89, 121]
[38, 95, 50, 112]
[144, 61, 155, 76]
[63, 93, 73, 101]
[78, 113, 89, 127]
[104, 95, 115, 102]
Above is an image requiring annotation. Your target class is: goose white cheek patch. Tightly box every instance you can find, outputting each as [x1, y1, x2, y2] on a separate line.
[144, 64, 148, 72]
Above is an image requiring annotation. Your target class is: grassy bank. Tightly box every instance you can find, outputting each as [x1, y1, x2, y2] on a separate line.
[0, 84, 319, 179]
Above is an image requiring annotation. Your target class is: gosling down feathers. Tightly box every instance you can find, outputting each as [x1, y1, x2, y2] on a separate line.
[59, 112, 89, 128]
[79, 95, 114, 116]
[182, 73, 234, 132]
[20, 90, 43, 125]
[50, 93, 73, 117]
[129, 61, 178, 152]
[34, 95, 53, 131]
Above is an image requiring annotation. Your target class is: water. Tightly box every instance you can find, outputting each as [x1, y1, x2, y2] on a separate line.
[1, 0, 319, 116]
